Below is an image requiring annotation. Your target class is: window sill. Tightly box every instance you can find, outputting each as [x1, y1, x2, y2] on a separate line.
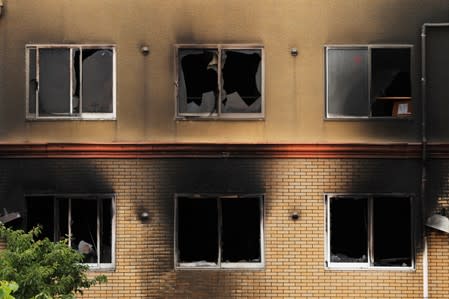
[26, 116, 116, 121]
[175, 116, 265, 121]
[324, 116, 413, 121]
[325, 265, 415, 271]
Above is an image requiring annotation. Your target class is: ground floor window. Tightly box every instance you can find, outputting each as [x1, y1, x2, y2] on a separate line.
[175, 194, 264, 269]
[325, 194, 413, 269]
[26, 195, 115, 270]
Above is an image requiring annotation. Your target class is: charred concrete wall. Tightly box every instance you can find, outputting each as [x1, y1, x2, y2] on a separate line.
[0, 157, 431, 298]
[0, 0, 448, 143]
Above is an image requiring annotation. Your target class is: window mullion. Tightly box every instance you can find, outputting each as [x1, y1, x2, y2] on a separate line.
[217, 46, 222, 117]
[68, 198, 72, 248]
[368, 197, 374, 266]
[217, 197, 222, 268]
[36, 48, 40, 117]
[69, 48, 73, 114]
[53, 197, 58, 242]
[97, 199, 101, 267]
[79, 48, 83, 115]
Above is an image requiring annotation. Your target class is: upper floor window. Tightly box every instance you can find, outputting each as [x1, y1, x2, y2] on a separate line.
[325, 45, 412, 119]
[325, 194, 414, 269]
[26, 194, 115, 270]
[175, 44, 264, 119]
[175, 194, 264, 269]
[26, 44, 116, 120]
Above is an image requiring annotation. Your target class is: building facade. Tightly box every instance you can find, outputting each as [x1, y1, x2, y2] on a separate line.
[1, 1, 449, 298]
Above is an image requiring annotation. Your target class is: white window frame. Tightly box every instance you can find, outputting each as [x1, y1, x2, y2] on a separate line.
[174, 44, 265, 120]
[174, 194, 265, 270]
[26, 194, 116, 271]
[25, 44, 117, 120]
[324, 193, 415, 270]
[325, 44, 413, 119]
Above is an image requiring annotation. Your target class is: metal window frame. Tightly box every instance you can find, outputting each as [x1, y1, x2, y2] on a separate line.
[324, 193, 415, 270]
[324, 44, 413, 120]
[25, 193, 116, 271]
[174, 44, 265, 120]
[174, 193, 265, 270]
[25, 44, 117, 121]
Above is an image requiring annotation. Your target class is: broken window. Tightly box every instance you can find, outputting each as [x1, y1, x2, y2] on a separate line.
[175, 195, 264, 269]
[25, 195, 115, 269]
[176, 45, 263, 119]
[26, 45, 115, 119]
[325, 45, 412, 118]
[326, 194, 413, 268]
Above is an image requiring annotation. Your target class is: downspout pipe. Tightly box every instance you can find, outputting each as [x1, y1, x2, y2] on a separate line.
[421, 22, 449, 299]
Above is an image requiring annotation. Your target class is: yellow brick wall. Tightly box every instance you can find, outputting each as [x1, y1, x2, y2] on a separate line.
[0, 158, 445, 298]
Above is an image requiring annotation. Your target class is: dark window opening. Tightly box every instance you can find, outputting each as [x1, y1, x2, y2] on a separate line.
[371, 48, 411, 117]
[177, 197, 219, 264]
[176, 45, 263, 118]
[330, 197, 368, 263]
[326, 46, 412, 118]
[179, 49, 218, 114]
[176, 195, 263, 268]
[222, 50, 262, 113]
[327, 195, 413, 268]
[373, 197, 412, 266]
[221, 197, 261, 263]
[25, 196, 114, 267]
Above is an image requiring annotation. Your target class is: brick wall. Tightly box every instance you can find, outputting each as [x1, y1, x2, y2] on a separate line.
[0, 158, 443, 298]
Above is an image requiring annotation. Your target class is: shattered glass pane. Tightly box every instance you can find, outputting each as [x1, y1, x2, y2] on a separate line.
[330, 197, 368, 263]
[373, 197, 411, 266]
[71, 199, 98, 264]
[371, 48, 411, 117]
[100, 198, 113, 263]
[28, 48, 37, 114]
[221, 197, 261, 263]
[38, 48, 71, 115]
[327, 48, 369, 117]
[178, 49, 218, 114]
[82, 49, 113, 113]
[222, 49, 262, 113]
[178, 197, 218, 264]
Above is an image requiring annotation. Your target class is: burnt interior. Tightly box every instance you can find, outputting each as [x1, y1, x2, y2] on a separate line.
[373, 197, 411, 266]
[330, 197, 368, 263]
[221, 197, 261, 263]
[371, 48, 411, 117]
[222, 50, 261, 112]
[177, 197, 218, 264]
[25, 196, 113, 264]
[180, 50, 218, 110]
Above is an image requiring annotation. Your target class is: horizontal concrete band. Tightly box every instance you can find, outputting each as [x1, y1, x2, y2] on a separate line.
[0, 143, 435, 159]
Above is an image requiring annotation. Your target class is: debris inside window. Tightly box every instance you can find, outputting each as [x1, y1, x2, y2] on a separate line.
[327, 195, 413, 268]
[330, 197, 368, 263]
[178, 49, 218, 114]
[222, 50, 262, 113]
[371, 48, 411, 117]
[326, 46, 412, 118]
[176, 45, 264, 118]
[25, 196, 114, 267]
[28, 48, 37, 114]
[176, 195, 264, 268]
[373, 197, 411, 266]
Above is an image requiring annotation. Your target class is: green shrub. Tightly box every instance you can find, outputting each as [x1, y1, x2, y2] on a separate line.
[0, 280, 18, 299]
[0, 225, 106, 299]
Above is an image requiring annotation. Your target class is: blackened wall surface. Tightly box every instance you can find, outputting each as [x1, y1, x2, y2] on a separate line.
[0, 158, 430, 298]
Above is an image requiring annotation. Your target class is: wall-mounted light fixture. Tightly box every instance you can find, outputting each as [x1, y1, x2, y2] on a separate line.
[426, 208, 449, 233]
[141, 45, 150, 56]
[291, 211, 299, 221]
[139, 211, 150, 222]
[290, 48, 298, 57]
